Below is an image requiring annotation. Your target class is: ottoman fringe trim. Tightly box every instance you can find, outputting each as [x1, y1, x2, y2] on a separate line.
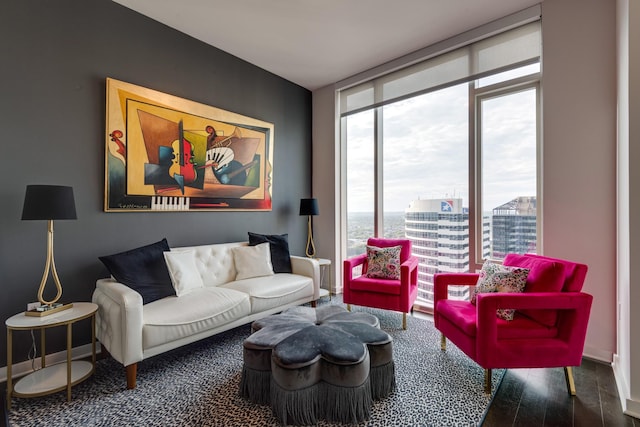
[240, 366, 271, 405]
[321, 379, 372, 424]
[370, 360, 396, 399]
[270, 381, 319, 426]
[270, 379, 373, 426]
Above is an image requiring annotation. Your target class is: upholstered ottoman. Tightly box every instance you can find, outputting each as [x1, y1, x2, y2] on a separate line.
[240, 305, 395, 425]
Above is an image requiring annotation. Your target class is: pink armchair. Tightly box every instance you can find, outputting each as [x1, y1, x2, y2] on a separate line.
[343, 238, 419, 329]
[434, 253, 592, 394]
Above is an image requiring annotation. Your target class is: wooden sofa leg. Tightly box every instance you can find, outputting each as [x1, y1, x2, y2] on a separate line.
[126, 363, 137, 390]
[484, 369, 492, 394]
[347, 304, 351, 312]
[564, 366, 576, 396]
[311, 300, 317, 308]
[440, 333, 446, 351]
[402, 312, 407, 330]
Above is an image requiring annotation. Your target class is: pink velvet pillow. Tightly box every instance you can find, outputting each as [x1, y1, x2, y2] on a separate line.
[503, 254, 566, 326]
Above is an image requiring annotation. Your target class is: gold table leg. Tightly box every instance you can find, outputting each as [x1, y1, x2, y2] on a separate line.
[6, 328, 12, 410]
[67, 323, 72, 401]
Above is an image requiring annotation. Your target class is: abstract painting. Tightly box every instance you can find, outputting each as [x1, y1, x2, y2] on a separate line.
[105, 78, 273, 211]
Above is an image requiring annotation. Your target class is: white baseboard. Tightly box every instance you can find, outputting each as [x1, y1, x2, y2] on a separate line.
[583, 345, 613, 363]
[0, 342, 101, 383]
[612, 354, 640, 418]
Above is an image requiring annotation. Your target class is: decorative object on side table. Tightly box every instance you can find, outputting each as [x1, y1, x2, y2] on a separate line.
[21, 185, 77, 316]
[299, 198, 319, 258]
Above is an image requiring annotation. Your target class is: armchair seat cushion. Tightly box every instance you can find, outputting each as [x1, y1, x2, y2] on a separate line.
[436, 300, 558, 339]
[349, 276, 401, 295]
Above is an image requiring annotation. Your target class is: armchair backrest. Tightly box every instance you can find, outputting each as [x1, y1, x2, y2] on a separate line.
[523, 253, 588, 292]
[366, 238, 412, 263]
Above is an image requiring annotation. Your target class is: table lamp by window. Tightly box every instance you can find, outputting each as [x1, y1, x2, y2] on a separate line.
[21, 185, 77, 316]
[299, 198, 319, 258]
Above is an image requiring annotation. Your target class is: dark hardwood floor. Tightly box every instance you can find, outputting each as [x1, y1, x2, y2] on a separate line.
[411, 311, 636, 426]
[483, 359, 638, 426]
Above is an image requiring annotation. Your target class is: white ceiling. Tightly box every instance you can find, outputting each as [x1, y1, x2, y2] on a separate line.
[112, 0, 541, 91]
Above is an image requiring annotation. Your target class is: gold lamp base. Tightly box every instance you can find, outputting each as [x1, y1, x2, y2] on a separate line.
[24, 219, 70, 317]
[25, 302, 74, 317]
[305, 215, 317, 258]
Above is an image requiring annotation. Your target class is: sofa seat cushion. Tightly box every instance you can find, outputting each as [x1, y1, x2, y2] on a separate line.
[220, 273, 313, 314]
[142, 287, 251, 349]
[436, 300, 558, 339]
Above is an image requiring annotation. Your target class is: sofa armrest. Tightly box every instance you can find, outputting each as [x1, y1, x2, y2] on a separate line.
[92, 278, 144, 367]
[290, 255, 321, 300]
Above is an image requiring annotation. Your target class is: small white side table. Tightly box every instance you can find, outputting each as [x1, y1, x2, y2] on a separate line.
[316, 258, 332, 300]
[5, 302, 98, 409]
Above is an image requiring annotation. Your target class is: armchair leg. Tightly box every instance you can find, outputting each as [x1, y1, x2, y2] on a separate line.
[484, 369, 492, 394]
[440, 333, 446, 351]
[347, 304, 351, 312]
[564, 366, 576, 396]
[402, 312, 407, 330]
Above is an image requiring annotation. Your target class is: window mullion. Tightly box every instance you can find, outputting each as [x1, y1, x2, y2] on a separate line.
[374, 107, 384, 237]
[469, 81, 480, 271]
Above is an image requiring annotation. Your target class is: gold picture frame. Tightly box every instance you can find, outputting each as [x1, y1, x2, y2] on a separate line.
[105, 78, 274, 212]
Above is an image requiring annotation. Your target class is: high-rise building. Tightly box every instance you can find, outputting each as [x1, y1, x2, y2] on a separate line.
[404, 198, 490, 305]
[491, 196, 537, 259]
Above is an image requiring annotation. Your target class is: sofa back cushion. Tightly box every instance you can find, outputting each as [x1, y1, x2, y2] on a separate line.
[175, 242, 245, 287]
[503, 253, 566, 326]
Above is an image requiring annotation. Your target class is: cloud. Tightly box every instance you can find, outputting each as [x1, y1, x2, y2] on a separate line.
[345, 83, 537, 212]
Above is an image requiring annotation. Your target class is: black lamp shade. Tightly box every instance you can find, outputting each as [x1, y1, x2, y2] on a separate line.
[299, 198, 319, 216]
[22, 185, 77, 220]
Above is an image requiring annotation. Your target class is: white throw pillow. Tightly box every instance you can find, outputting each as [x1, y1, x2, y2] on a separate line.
[232, 243, 274, 280]
[163, 250, 205, 297]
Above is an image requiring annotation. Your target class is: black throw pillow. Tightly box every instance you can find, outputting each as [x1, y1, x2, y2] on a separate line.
[248, 232, 292, 273]
[99, 238, 175, 304]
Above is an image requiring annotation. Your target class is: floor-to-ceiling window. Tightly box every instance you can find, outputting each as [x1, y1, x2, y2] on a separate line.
[340, 18, 541, 310]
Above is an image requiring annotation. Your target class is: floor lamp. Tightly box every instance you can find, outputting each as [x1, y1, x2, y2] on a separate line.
[299, 198, 319, 258]
[21, 185, 77, 316]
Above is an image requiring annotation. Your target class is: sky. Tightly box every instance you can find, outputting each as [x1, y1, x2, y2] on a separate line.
[345, 73, 537, 214]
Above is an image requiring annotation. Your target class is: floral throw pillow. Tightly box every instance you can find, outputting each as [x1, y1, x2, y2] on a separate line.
[471, 261, 530, 321]
[365, 245, 402, 280]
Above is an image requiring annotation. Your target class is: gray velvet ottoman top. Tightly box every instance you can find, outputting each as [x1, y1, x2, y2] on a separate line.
[240, 305, 395, 425]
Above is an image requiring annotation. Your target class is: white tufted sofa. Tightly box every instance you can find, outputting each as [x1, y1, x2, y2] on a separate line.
[92, 241, 320, 389]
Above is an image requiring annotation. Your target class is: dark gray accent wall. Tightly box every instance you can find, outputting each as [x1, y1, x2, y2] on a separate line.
[0, 0, 312, 366]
